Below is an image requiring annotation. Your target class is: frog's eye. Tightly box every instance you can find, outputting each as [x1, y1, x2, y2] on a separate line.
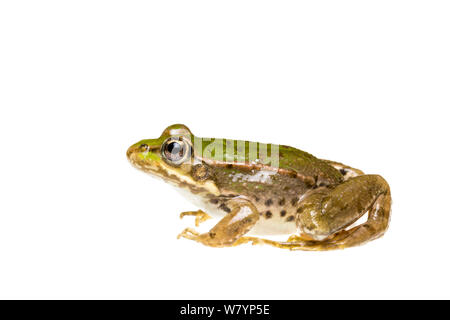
[161, 137, 191, 166]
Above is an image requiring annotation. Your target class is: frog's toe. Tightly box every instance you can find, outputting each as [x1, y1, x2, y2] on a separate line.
[179, 210, 212, 227]
[287, 235, 300, 242]
[230, 236, 263, 247]
[177, 228, 200, 241]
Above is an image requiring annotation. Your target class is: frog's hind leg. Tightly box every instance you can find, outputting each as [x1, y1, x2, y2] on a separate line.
[237, 174, 391, 251]
[321, 159, 364, 180]
[292, 174, 391, 250]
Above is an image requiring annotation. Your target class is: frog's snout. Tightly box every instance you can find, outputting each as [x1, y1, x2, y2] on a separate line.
[126, 143, 143, 162]
[126, 145, 136, 160]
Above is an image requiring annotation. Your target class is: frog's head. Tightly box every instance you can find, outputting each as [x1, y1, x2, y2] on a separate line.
[127, 123, 193, 177]
[127, 124, 219, 193]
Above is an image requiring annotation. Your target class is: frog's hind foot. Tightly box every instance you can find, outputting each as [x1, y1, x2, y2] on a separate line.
[230, 234, 364, 251]
[230, 236, 324, 251]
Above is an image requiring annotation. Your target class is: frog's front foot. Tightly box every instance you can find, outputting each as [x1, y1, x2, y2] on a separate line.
[179, 210, 211, 227]
[177, 227, 223, 246]
[177, 197, 260, 248]
[177, 228, 200, 241]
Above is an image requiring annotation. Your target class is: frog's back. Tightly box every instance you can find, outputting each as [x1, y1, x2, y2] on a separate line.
[277, 144, 343, 186]
[197, 137, 343, 187]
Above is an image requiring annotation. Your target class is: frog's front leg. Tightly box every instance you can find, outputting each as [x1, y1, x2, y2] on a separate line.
[177, 197, 260, 247]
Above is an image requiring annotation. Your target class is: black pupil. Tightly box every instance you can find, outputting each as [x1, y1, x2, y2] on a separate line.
[165, 141, 184, 161]
[167, 142, 180, 154]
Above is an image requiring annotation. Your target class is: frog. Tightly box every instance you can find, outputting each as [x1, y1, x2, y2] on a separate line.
[126, 124, 391, 251]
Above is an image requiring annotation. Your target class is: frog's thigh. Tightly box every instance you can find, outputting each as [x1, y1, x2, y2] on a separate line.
[294, 174, 391, 250]
[178, 198, 260, 247]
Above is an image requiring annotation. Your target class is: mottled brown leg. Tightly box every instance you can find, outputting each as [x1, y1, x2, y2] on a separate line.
[291, 174, 391, 250]
[236, 175, 391, 251]
[179, 210, 212, 227]
[177, 198, 260, 247]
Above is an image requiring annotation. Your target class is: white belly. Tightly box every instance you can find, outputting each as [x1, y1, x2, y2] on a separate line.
[174, 188, 298, 236]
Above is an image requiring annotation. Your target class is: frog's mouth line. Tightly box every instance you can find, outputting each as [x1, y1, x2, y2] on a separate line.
[128, 153, 165, 177]
[128, 152, 220, 196]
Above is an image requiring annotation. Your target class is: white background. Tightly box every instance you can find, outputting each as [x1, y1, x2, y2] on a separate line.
[1, 1, 449, 299]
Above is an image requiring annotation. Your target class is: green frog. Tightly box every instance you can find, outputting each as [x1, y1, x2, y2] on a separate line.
[126, 124, 391, 251]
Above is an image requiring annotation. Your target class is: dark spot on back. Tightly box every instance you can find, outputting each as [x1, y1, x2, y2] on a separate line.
[209, 232, 216, 238]
[226, 164, 233, 169]
[297, 207, 304, 214]
[280, 210, 287, 217]
[291, 197, 299, 206]
[209, 198, 219, 204]
[340, 168, 348, 175]
[265, 199, 273, 207]
[278, 198, 285, 206]
[265, 211, 272, 219]
[254, 196, 260, 202]
[286, 215, 295, 222]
